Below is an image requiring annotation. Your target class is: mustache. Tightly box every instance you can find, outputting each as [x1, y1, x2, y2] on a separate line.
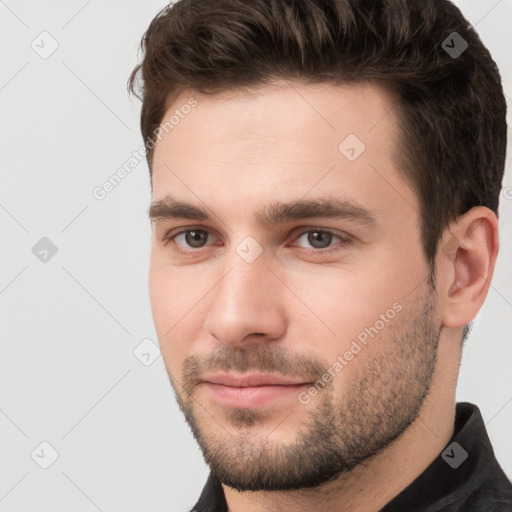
[179, 344, 327, 393]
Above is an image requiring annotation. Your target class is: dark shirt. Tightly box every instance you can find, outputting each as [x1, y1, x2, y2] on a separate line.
[191, 402, 512, 511]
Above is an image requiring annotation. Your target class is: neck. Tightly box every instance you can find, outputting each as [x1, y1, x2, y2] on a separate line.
[222, 337, 460, 512]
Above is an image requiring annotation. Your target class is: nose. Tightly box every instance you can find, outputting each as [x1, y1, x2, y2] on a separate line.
[203, 250, 288, 348]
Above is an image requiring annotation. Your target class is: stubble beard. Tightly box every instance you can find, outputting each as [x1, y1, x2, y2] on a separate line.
[168, 281, 441, 492]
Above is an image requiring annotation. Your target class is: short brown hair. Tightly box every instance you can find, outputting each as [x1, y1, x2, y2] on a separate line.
[128, 0, 507, 268]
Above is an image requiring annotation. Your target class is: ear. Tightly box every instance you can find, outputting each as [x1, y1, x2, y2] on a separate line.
[437, 206, 499, 329]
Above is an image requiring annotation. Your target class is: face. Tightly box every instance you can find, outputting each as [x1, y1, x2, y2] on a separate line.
[148, 80, 442, 491]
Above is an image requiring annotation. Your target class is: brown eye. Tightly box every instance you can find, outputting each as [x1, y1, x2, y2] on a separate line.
[179, 229, 210, 249]
[294, 229, 350, 251]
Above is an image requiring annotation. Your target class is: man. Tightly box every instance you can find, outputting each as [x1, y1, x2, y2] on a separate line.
[128, 0, 512, 510]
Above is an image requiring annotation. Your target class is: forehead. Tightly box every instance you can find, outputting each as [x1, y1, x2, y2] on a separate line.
[151, 80, 417, 227]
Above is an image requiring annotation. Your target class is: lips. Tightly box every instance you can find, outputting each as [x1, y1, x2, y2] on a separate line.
[200, 373, 310, 408]
[202, 372, 307, 387]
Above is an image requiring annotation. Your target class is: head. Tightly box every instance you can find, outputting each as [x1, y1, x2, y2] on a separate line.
[129, 0, 505, 492]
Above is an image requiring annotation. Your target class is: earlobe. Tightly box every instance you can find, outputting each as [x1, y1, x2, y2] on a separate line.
[439, 207, 499, 329]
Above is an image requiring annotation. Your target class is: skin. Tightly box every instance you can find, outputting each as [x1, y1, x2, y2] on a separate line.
[148, 80, 499, 512]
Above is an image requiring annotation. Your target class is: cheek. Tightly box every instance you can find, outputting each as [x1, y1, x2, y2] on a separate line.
[288, 268, 405, 364]
[148, 259, 203, 372]
[289, 267, 384, 331]
[149, 247, 206, 327]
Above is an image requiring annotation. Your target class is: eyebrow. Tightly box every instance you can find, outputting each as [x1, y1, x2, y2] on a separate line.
[148, 195, 377, 228]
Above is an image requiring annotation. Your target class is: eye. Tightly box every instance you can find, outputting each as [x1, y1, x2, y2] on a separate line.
[292, 229, 352, 253]
[163, 227, 353, 255]
[168, 228, 214, 250]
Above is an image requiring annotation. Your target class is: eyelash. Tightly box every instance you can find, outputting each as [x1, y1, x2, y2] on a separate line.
[162, 227, 353, 256]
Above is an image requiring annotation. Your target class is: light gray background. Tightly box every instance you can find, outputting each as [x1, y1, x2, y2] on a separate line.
[1, 1, 511, 511]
